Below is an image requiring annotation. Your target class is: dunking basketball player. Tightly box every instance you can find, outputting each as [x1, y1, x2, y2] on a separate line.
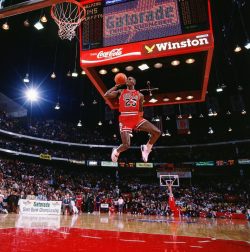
[104, 76, 161, 162]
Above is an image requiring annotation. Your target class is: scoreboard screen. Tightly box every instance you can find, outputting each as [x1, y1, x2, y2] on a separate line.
[81, 0, 209, 50]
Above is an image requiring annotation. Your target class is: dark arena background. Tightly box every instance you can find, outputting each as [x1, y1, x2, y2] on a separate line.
[0, 1, 249, 252]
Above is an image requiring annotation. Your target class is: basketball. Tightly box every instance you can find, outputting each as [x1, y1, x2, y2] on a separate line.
[114, 73, 127, 85]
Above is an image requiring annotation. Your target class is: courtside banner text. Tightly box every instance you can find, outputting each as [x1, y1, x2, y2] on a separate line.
[19, 200, 62, 215]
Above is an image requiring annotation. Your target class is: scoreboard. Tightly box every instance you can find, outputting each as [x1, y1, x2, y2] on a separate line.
[81, 0, 209, 50]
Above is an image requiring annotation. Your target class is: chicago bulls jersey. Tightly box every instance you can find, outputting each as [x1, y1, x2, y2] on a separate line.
[119, 89, 140, 113]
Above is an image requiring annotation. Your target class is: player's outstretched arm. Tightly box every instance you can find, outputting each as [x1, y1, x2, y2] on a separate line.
[104, 85, 123, 99]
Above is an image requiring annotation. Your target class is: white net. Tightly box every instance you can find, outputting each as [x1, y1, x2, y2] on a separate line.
[51, 1, 86, 41]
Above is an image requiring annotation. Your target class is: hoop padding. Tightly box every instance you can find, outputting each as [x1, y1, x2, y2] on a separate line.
[160, 175, 179, 187]
[51, 0, 86, 40]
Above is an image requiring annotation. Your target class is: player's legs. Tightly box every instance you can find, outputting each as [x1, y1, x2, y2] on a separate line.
[111, 131, 131, 162]
[137, 119, 161, 162]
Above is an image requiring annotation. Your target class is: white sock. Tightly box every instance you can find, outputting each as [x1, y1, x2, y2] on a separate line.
[146, 143, 153, 151]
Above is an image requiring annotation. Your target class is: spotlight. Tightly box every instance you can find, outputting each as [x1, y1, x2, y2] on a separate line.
[185, 58, 195, 64]
[51, 72, 56, 79]
[40, 15, 47, 23]
[54, 102, 60, 110]
[187, 130, 191, 135]
[234, 45, 242, 52]
[171, 60, 180, 66]
[81, 70, 86, 75]
[188, 114, 192, 119]
[92, 99, 98, 105]
[238, 85, 243, 91]
[186, 95, 194, 100]
[244, 40, 250, 50]
[162, 132, 166, 137]
[98, 121, 102, 126]
[24, 19, 30, 27]
[166, 116, 171, 120]
[216, 86, 223, 92]
[163, 97, 170, 102]
[208, 109, 213, 117]
[111, 68, 119, 73]
[213, 111, 218, 117]
[25, 88, 39, 102]
[72, 71, 78, 77]
[178, 114, 182, 119]
[175, 96, 182, 101]
[226, 110, 231, 115]
[125, 66, 134, 71]
[228, 127, 232, 132]
[208, 127, 214, 134]
[67, 70, 71, 77]
[2, 22, 9, 30]
[99, 69, 107, 75]
[149, 97, 158, 103]
[77, 120, 82, 127]
[109, 120, 113, 125]
[241, 109, 247, 115]
[154, 63, 163, 68]
[165, 130, 171, 136]
[199, 113, 204, 118]
[80, 102, 85, 107]
[34, 21, 44, 30]
[23, 73, 30, 83]
[155, 116, 160, 122]
[138, 64, 149, 71]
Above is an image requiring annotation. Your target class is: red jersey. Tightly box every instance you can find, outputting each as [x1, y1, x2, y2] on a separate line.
[119, 89, 140, 113]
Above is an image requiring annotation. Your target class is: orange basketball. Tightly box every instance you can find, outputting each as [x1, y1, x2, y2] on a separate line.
[114, 73, 127, 85]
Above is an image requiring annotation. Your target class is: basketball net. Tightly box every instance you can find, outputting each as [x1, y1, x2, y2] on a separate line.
[51, 0, 86, 41]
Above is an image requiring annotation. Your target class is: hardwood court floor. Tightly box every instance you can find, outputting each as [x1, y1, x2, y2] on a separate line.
[0, 213, 249, 252]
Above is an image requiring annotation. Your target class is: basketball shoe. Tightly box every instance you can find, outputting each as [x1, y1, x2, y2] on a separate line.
[111, 148, 119, 162]
[141, 145, 151, 162]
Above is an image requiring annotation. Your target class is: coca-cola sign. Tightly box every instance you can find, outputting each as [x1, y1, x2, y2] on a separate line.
[97, 48, 123, 59]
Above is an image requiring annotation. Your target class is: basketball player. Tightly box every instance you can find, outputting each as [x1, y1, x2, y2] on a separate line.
[104, 76, 161, 162]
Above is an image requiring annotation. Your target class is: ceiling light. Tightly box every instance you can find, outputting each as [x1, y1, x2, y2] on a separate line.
[187, 130, 191, 135]
[234, 45, 242, 52]
[138, 63, 149, 71]
[23, 73, 30, 83]
[175, 96, 182, 101]
[25, 88, 39, 102]
[185, 58, 195, 64]
[125, 66, 134, 71]
[54, 102, 60, 110]
[178, 114, 182, 119]
[244, 40, 250, 50]
[216, 86, 223, 92]
[228, 127, 232, 132]
[111, 68, 119, 73]
[155, 116, 160, 122]
[40, 15, 47, 23]
[171, 60, 180, 66]
[166, 130, 171, 136]
[77, 120, 82, 127]
[98, 121, 102, 126]
[81, 70, 86, 75]
[199, 113, 204, 118]
[241, 109, 247, 115]
[226, 110, 231, 115]
[208, 109, 213, 117]
[162, 132, 166, 137]
[92, 99, 98, 105]
[154, 63, 163, 68]
[221, 83, 227, 89]
[99, 69, 107, 75]
[166, 116, 170, 120]
[34, 21, 44, 30]
[2, 22, 9, 30]
[186, 95, 194, 100]
[208, 127, 214, 134]
[72, 71, 78, 77]
[51, 72, 56, 79]
[188, 114, 192, 119]
[163, 97, 169, 102]
[213, 111, 217, 117]
[238, 85, 243, 91]
[24, 19, 30, 27]
[109, 120, 113, 125]
[67, 70, 71, 77]
[149, 97, 158, 103]
[80, 102, 85, 107]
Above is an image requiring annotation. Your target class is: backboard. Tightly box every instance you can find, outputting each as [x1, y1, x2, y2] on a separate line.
[160, 175, 179, 187]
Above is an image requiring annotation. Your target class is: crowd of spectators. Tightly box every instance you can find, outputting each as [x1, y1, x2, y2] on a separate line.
[0, 158, 249, 219]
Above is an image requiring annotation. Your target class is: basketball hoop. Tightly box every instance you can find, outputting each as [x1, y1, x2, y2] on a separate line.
[51, 0, 86, 41]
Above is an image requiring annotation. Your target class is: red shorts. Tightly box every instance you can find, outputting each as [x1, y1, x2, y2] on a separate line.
[119, 114, 146, 133]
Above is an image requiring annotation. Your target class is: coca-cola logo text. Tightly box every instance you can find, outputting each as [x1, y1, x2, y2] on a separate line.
[97, 48, 123, 59]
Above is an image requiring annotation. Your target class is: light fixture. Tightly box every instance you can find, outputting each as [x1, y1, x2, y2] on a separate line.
[2, 22, 9, 30]
[185, 58, 195, 64]
[238, 85, 243, 91]
[234, 45, 242, 52]
[72, 71, 78, 77]
[213, 111, 218, 117]
[109, 120, 113, 125]
[166, 116, 170, 120]
[40, 15, 47, 23]
[81, 70, 86, 75]
[186, 95, 194, 100]
[138, 63, 149, 71]
[188, 114, 192, 119]
[199, 113, 204, 118]
[244, 40, 250, 50]
[228, 127, 232, 132]
[177, 114, 182, 119]
[98, 121, 102, 126]
[149, 97, 158, 103]
[24, 19, 30, 27]
[23, 73, 30, 83]
[208, 127, 214, 134]
[111, 68, 119, 73]
[34, 21, 44, 30]
[113, 134, 117, 138]
[171, 60, 180, 66]
[67, 70, 71, 77]
[187, 130, 191, 135]
[208, 109, 213, 117]
[154, 63, 163, 68]
[241, 109, 247, 115]
[77, 120, 82, 127]
[226, 110, 231, 115]
[54, 102, 60, 110]
[155, 116, 160, 122]
[99, 69, 107, 75]
[25, 88, 39, 102]
[92, 99, 98, 105]
[125, 66, 134, 71]
[162, 132, 166, 137]
[165, 130, 171, 136]
[216, 86, 223, 92]
[175, 96, 182, 101]
[163, 97, 169, 102]
[80, 101, 85, 107]
[51, 72, 56, 79]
